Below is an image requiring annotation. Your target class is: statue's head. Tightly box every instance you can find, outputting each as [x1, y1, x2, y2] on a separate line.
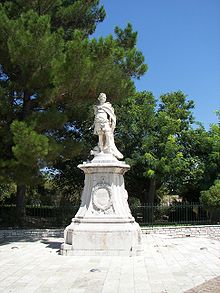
[98, 93, 107, 104]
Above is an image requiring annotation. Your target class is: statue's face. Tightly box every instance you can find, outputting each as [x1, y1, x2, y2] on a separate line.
[98, 93, 106, 104]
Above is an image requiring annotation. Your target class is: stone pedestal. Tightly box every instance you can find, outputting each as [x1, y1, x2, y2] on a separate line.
[61, 153, 142, 256]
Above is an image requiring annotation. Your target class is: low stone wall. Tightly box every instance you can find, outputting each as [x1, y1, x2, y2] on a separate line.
[142, 225, 220, 238]
[1, 225, 220, 242]
[0, 229, 63, 242]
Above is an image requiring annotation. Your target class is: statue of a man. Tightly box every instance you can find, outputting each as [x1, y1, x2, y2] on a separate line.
[91, 93, 123, 159]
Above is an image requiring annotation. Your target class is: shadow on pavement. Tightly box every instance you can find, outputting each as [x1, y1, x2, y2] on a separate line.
[41, 238, 63, 251]
[0, 235, 63, 246]
[184, 275, 220, 293]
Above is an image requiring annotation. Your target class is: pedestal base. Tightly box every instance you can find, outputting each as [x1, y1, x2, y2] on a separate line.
[61, 154, 142, 256]
[61, 220, 142, 256]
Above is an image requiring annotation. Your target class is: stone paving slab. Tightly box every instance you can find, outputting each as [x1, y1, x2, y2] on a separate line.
[0, 234, 220, 293]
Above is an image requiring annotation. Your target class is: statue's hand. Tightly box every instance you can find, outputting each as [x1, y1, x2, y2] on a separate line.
[88, 123, 94, 130]
[111, 121, 116, 131]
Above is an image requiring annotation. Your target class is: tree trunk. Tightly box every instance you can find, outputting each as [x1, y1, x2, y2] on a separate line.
[145, 178, 156, 204]
[16, 184, 26, 226]
[22, 91, 31, 119]
[144, 178, 156, 225]
[15, 91, 30, 226]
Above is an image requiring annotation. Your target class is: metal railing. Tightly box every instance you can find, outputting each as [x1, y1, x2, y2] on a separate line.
[132, 203, 214, 226]
[0, 203, 218, 228]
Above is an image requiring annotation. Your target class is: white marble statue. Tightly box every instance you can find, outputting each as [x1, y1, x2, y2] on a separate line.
[61, 93, 142, 256]
[91, 93, 123, 159]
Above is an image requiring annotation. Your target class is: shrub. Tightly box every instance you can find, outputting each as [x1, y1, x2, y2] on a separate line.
[200, 180, 220, 207]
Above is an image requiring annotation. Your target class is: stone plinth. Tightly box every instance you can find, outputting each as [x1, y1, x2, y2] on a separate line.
[61, 153, 142, 256]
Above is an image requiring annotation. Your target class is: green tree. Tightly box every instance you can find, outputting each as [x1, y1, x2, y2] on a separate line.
[200, 180, 220, 207]
[0, 0, 106, 39]
[0, 1, 147, 219]
[205, 113, 220, 185]
[200, 180, 220, 223]
[116, 91, 201, 203]
[179, 111, 220, 201]
[115, 91, 156, 203]
[125, 93, 220, 204]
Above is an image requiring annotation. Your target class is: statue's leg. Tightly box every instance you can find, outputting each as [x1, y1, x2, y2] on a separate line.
[98, 132, 104, 152]
[105, 131, 112, 153]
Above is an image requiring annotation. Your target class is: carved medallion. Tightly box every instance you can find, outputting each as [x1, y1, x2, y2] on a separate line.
[92, 183, 113, 212]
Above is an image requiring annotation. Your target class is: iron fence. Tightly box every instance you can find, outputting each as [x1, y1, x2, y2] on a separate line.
[0, 203, 219, 228]
[131, 203, 215, 226]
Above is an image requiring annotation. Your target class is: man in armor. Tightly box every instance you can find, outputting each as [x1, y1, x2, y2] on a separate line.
[91, 93, 123, 159]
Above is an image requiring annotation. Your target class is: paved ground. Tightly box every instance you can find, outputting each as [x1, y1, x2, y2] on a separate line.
[0, 234, 220, 293]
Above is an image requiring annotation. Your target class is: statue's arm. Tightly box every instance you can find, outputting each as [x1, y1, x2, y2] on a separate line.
[109, 116, 116, 131]
[93, 105, 98, 115]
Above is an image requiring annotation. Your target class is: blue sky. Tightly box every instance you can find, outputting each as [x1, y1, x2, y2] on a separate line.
[93, 0, 220, 129]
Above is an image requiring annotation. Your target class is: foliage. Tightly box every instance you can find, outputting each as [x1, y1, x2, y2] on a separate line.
[115, 91, 202, 203]
[0, 182, 16, 203]
[142, 91, 195, 185]
[0, 0, 106, 39]
[200, 180, 220, 207]
[128, 196, 141, 208]
[114, 91, 155, 202]
[11, 121, 49, 166]
[178, 111, 220, 201]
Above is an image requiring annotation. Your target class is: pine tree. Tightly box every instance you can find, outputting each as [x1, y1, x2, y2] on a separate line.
[0, 1, 147, 221]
